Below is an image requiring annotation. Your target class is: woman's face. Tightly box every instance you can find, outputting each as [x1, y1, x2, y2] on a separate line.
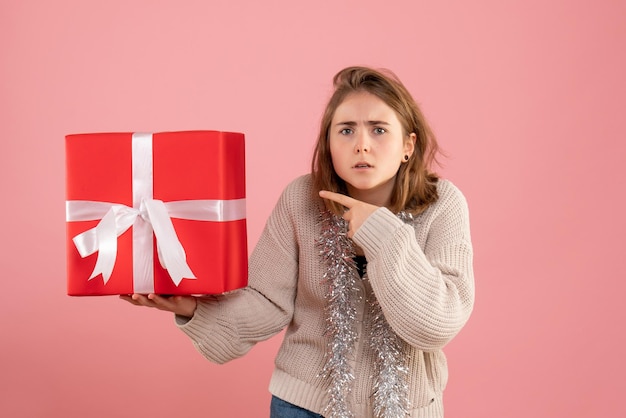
[329, 91, 415, 206]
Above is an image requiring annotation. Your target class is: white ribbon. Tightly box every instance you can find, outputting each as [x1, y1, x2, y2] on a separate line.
[65, 132, 246, 293]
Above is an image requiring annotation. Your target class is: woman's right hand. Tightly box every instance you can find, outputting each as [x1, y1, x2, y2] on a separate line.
[119, 294, 198, 318]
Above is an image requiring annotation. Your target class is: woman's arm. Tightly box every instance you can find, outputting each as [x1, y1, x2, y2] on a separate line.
[175, 183, 302, 363]
[121, 180, 302, 364]
[354, 182, 474, 351]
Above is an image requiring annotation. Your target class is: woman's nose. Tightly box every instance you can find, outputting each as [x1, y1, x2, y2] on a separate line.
[354, 132, 370, 153]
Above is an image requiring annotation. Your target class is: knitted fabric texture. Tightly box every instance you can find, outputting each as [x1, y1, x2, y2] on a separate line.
[176, 174, 474, 417]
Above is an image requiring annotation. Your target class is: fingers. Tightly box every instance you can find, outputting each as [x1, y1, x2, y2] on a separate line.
[120, 293, 197, 317]
[119, 294, 170, 309]
[119, 294, 143, 306]
[319, 190, 357, 209]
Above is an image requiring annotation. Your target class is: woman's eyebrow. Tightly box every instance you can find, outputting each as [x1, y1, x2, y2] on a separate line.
[334, 120, 391, 126]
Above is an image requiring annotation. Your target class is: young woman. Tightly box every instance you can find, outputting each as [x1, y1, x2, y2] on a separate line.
[122, 66, 475, 418]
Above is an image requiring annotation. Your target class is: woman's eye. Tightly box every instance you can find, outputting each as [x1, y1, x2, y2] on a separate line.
[373, 127, 386, 135]
[339, 128, 353, 135]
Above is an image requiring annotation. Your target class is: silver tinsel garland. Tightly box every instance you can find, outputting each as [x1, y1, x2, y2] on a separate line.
[317, 210, 412, 418]
[370, 297, 411, 417]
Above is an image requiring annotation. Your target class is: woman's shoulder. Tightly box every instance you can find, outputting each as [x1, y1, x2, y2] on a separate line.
[427, 178, 470, 217]
[282, 173, 313, 196]
[436, 178, 466, 202]
[275, 173, 318, 213]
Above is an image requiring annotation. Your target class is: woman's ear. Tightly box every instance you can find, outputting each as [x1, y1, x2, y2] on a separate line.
[404, 132, 416, 158]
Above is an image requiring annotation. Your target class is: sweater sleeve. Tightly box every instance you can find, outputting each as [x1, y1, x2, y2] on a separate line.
[175, 181, 301, 364]
[353, 181, 474, 351]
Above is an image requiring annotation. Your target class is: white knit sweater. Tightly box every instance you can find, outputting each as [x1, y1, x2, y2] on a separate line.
[176, 174, 474, 417]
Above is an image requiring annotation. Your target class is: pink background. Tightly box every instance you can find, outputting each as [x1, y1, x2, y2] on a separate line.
[2, 1, 625, 417]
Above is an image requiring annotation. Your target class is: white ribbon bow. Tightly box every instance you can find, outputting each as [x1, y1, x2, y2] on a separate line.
[67, 199, 193, 285]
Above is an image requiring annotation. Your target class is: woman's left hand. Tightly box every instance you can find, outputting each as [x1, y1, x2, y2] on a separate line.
[319, 190, 379, 238]
[119, 293, 198, 318]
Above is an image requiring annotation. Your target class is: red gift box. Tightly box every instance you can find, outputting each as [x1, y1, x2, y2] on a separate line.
[65, 131, 248, 296]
